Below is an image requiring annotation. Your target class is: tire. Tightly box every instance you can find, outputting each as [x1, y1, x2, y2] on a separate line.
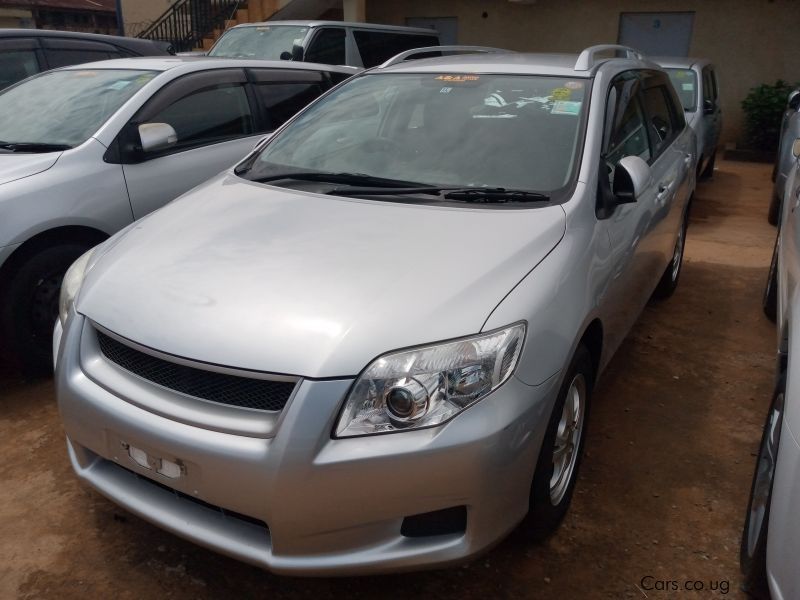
[653, 212, 688, 299]
[699, 150, 716, 180]
[740, 375, 785, 599]
[0, 243, 90, 376]
[763, 234, 779, 322]
[523, 345, 593, 540]
[767, 193, 782, 227]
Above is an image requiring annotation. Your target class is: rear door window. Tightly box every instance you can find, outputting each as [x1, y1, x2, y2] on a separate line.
[41, 38, 120, 68]
[304, 28, 345, 65]
[353, 31, 439, 67]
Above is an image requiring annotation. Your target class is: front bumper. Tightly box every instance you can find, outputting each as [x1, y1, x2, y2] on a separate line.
[56, 314, 560, 575]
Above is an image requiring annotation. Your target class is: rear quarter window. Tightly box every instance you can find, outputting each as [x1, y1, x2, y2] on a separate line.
[353, 31, 439, 67]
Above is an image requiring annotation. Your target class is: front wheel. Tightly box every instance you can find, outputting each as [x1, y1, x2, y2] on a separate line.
[740, 375, 785, 599]
[0, 243, 90, 376]
[523, 345, 593, 540]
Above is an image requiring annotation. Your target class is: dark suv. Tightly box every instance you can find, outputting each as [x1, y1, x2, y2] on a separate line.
[0, 29, 172, 90]
[208, 21, 440, 68]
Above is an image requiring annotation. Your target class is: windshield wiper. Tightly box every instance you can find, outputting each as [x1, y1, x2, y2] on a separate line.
[0, 142, 72, 153]
[326, 185, 550, 203]
[253, 171, 431, 188]
[442, 188, 549, 203]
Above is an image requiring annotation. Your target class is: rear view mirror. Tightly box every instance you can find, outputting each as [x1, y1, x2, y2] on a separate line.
[792, 138, 800, 159]
[789, 90, 800, 112]
[138, 122, 177, 153]
[614, 155, 652, 203]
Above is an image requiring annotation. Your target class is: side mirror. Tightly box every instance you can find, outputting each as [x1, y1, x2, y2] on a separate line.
[614, 155, 652, 203]
[792, 138, 800, 159]
[279, 51, 292, 60]
[703, 99, 714, 115]
[789, 90, 800, 112]
[138, 122, 177, 153]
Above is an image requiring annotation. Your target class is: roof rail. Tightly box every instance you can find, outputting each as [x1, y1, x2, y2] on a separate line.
[380, 45, 512, 68]
[574, 44, 644, 71]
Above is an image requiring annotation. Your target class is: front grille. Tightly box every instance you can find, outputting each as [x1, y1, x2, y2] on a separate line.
[96, 330, 295, 412]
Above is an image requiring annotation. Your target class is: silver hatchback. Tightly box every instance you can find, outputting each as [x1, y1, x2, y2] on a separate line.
[55, 46, 696, 575]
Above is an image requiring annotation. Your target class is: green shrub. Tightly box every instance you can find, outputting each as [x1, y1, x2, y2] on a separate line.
[741, 80, 799, 153]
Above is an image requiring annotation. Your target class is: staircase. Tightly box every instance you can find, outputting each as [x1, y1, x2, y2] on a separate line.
[138, 0, 249, 53]
[138, 0, 343, 53]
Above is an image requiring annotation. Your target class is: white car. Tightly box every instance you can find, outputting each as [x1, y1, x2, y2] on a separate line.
[742, 136, 800, 599]
[0, 57, 355, 373]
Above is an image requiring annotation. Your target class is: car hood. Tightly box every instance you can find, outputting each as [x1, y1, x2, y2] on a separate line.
[0, 152, 61, 186]
[78, 174, 567, 378]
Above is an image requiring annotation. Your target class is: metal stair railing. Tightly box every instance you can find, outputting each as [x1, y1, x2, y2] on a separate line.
[138, 0, 243, 53]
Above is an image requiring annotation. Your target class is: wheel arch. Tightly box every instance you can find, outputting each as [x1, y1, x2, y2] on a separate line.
[577, 318, 603, 387]
[0, 225, 109, 281]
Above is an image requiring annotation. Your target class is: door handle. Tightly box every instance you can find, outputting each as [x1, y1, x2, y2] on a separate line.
[683, 154, 692, 166]
[656, 184, 672, 204]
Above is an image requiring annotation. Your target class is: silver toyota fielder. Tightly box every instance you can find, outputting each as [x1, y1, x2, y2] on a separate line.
[55, 45, 696, 575]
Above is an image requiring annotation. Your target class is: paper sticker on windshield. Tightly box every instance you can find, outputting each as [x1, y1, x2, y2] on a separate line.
[551, 100, 582, 116]
[435, 74, 480, 83]
[682, 83, 694, 91]
[564, 81, 584, 90]
[107, 80, 132, 90]
[550, 87, 572, 100]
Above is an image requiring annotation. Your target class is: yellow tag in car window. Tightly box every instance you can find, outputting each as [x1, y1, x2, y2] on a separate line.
[550, 87, 572, 100]
[435, 75, 480, 83]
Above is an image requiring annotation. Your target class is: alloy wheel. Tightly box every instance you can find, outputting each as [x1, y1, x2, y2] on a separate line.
[550, 373, 586, 505]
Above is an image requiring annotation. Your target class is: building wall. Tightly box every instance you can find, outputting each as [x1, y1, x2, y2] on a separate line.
[0, 7, 33, 27]
[120, 0, 173, 36]
[367, 0, 800, 146]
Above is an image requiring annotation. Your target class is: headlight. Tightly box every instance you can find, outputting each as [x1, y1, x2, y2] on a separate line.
[335, 323, 526, 438]
[58, 248, 95, 327]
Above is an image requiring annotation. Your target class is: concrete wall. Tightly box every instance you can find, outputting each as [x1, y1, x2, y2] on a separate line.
[367, 0, 800, 146]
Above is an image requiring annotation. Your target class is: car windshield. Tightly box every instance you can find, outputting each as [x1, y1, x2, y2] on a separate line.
[0, 69, 156, 149]
[245, 72, 589, 194]
[665, 68, 697, 112]
[208, 25, 308, 59]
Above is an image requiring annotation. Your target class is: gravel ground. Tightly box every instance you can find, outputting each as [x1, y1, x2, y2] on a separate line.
[0, 159, 776, 599]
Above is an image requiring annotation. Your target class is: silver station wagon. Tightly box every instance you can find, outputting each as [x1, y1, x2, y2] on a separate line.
[55, 45, 696, 575]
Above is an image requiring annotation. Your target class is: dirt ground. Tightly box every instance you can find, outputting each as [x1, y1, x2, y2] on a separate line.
[0, 159, 778, 599]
